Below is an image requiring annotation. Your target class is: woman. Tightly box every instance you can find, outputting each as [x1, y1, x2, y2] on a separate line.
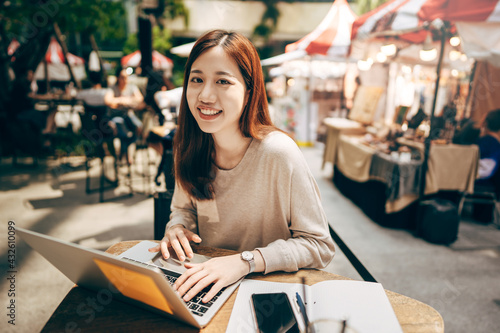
[104, 69, 144, 162]
[149, 30, 334, 303]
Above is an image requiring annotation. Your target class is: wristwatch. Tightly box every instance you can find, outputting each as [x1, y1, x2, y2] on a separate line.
[240, 251, 255, 274]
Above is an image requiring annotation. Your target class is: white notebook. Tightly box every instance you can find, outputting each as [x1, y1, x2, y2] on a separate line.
[226, 279, 403, 333]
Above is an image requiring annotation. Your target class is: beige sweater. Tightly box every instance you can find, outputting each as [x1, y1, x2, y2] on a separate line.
[167, 131, 335, 274]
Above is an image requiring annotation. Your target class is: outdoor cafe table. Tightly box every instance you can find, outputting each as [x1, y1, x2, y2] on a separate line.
[29, 92, 77, 121]
[29, 92, 76, 106]
[41, 240, 444, 332]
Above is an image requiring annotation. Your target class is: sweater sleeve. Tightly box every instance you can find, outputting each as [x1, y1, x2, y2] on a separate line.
[256, 138, 335, 273]
[165, 182, 198, 234]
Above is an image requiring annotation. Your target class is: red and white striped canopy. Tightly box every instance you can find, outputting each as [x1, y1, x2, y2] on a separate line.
[286, 0, 357, 57]
[352, 0, 500, 43]
[45, 37, 85, 66]
[121, 50, 173, 69]
[351, 0, 500, 65]
[7, 38, 20, 56]
[419, 0, 500, 23]
[352, 0, 431, 43]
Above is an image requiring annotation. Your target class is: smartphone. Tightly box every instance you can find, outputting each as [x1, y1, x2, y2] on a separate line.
[251, 292, 300, 333]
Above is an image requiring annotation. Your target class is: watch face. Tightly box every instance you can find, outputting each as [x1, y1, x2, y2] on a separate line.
[242, 251, 253, 261]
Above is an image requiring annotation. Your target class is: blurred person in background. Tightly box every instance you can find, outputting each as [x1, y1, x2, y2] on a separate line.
[105, 69, 144, 163]
[76, 71, 116, 155]
[476, 109, 500, 194]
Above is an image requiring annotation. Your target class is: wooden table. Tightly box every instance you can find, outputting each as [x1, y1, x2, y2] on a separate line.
[29, 92, 76, 107]
[42, 241, 444, 333]
[321, 117, 366, 169]
[335, 135, 479, 212]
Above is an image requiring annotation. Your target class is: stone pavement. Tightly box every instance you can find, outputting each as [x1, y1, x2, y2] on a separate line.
[1, 144, 499, 333]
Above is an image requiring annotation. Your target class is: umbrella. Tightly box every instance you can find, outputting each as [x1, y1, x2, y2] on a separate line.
[121, 50, 173, 69]
[45, 37, 84, 65]
[34, 38, 86, 82]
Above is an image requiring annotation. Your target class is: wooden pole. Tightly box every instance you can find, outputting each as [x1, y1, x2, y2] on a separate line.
[43, 54, 50, 93]
[89, 34, 107, 85]
[53, 23, 81, 89]
[464, 60, 478, 119]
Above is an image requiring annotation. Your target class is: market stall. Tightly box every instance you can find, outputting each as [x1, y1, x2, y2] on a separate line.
[263, 0, 357, 145]
[322, 0, 500, 235]
[351, 0, 500, 124]
[332, 133, 478, 228]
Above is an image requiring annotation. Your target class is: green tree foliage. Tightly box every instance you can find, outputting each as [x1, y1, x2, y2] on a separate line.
[0, 0, 127, 118]
[1, 0, 126, 41]
[250, 0, 390, 43]
[252, 0, 294, 42]
[122, 1, 188, 59]
[354, 0, 390, 15]
[162, 0, 189, 28]
[123, 25, 172, 55]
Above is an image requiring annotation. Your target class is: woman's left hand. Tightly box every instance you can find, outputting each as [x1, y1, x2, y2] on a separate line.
[174, 254, 248, 303]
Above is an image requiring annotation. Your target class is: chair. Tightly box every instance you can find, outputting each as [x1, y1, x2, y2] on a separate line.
[151, 127, 175, 190]
[458, 188, 496, 223]
[79, 104, 132, 202]
[458, 183, 499, 226]
[129, 137, 156, 196]
[122, 107, 158, 197]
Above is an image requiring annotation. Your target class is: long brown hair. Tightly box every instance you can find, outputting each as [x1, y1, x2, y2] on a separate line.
[174, 30, 277, 200]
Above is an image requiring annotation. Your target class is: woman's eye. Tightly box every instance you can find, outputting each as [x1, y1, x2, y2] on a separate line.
[190, 77, 202, 83]
[217, 79, 231, 85]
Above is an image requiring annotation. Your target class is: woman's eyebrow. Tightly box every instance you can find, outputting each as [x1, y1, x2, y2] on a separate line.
[215, 71, 236, 78]
[190, 68, 236, 78]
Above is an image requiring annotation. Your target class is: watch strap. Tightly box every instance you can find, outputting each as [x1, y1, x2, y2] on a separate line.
[241, 251, 255, 274]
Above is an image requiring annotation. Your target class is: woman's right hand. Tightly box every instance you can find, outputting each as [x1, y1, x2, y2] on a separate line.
[148, 225, 202, 261]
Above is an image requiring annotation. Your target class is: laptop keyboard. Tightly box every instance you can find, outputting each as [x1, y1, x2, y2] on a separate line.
[122, 257, 223, 317]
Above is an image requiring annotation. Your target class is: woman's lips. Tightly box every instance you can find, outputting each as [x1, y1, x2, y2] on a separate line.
[198, 107, 222, 119]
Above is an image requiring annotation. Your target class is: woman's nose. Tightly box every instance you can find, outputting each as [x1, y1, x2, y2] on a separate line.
[199, 83, 216, 104]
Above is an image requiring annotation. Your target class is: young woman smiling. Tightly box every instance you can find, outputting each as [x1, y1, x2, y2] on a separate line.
[149, 30, 335, 304]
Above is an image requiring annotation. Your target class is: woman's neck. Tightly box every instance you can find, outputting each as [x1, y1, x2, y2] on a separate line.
[212, 132, 252, 170]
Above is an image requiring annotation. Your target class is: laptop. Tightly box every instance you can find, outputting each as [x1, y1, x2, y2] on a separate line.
[17, 227, 242, 328]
